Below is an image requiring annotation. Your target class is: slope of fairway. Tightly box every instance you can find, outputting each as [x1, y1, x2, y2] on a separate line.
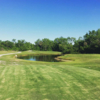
[0, 51, 100, 100]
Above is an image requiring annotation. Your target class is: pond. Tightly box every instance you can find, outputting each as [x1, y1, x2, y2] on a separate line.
[18, 55, 60, 62]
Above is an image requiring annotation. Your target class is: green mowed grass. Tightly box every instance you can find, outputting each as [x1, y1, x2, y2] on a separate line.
[0, 51, 100, 100]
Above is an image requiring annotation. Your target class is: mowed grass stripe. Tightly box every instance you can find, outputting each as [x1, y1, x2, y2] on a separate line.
[52, 65, 100, 99]
[18, 65, 29, 100]
[33, 65, 66, 100]
[44, 66, 70, 100]
[0, 65, 13, 100]
[5, 65, 15, 100]
[44, 65, 88, 99]
[0, 65, 7, 99]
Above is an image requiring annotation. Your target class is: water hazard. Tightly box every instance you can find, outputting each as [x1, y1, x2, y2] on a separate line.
[18, 55, 60, 62]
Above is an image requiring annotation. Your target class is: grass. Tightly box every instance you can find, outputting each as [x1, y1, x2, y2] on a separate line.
[17, 50, 62, 56]
[58, 54, 100, 71]
[0, 51, 100, 100]
[0, 50, 18, 54]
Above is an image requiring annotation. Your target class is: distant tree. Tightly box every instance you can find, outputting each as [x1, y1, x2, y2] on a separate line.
[12, 39, 16, 44]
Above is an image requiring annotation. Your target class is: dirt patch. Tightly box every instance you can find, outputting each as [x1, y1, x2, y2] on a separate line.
[5, 98, 12, 100]
[54, 57, 73, 62]
[0, 60, 6, 64]
[1, 78, 5, 83]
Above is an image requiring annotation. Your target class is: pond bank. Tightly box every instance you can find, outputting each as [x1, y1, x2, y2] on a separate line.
[17, 51, 62, 62]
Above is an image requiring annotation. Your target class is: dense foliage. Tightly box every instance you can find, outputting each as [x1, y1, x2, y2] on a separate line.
[0, 39, 34, 51]
[0, 29, 100, 53]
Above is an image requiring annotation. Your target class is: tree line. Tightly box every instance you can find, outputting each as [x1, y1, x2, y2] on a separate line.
[0, 29, 100, 54]
[0, 39, 34, 51]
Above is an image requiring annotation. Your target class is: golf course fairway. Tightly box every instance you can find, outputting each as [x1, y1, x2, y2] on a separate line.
[0, 51, 100, 100]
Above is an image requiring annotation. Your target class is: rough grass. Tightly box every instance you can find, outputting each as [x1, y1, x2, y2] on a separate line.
[58, 54, 100, 71]
[0, 51, 18, 54]
[0, 51, 100, 100]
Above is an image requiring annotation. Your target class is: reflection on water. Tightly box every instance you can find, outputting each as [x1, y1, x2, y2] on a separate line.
[18, 55, 59, 62]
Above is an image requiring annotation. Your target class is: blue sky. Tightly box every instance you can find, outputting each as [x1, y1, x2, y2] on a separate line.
[0, 0, 100, 43]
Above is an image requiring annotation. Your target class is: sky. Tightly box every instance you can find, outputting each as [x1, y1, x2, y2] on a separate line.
[0, 0, 100, 44]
